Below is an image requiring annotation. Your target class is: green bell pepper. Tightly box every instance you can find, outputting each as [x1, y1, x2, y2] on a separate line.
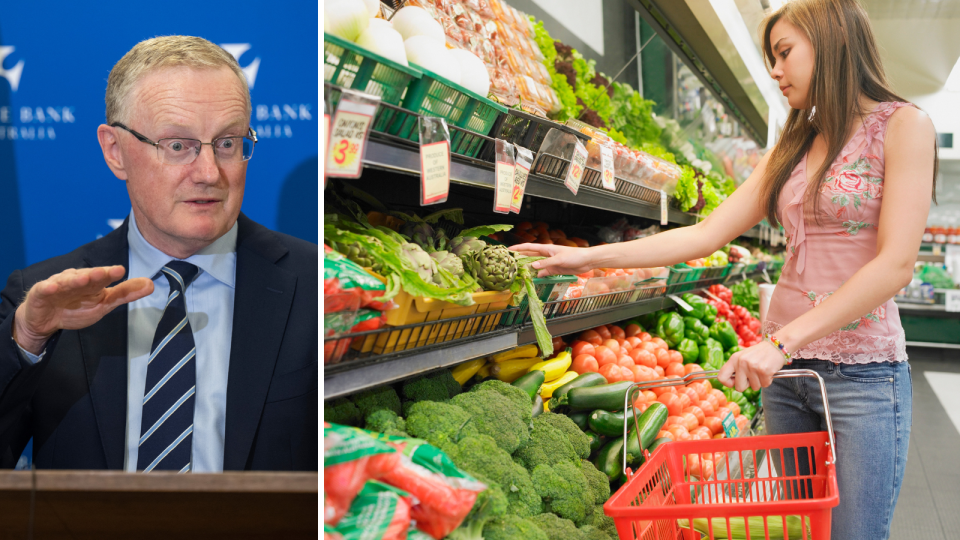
[710, 320, 739, 350]
[742, 388, 760, 402]
[723, 345, 742, 361]
[741, 402, 757, 420]
[676, 338, 700, 364]
[679, 293, 707, 320]
[702, 305, 718, 327]
[722, 387, 745, 405]
[699, 340, 724, 371]
[656, 312, 685, 348]
[638, 312, 660, 331]
[623, 318, 645, 332]
[683, 317, 710, 345]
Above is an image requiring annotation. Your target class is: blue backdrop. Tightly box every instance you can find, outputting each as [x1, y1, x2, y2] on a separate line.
[0, 1, 319, 283]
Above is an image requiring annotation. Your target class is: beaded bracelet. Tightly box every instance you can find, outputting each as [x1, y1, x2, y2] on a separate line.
[764, 333, 793, 365]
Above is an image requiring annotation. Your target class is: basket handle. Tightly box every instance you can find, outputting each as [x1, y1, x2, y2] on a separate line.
[620, 369, 837, 478]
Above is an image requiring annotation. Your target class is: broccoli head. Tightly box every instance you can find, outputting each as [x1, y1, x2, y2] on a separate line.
[580, 459, 611, 506]
[531, 461, 592, 525]
[400, 375, 451, 410]
[446, 481, 508, 540]
[469, 379, 534, 425]
[323, 398, 361, 427]
[579, 524, 614, 540]
[452, 435, 542, 518]
[530, 513, 585, 540]
[451, 388, 530, 454]
[483, 514, 549, 540]
[537, 412, 591, 459]
[584, 506, 618, 538]
[513, 413, 579, 471]
[429, 369, 462, 399]
[405, 400, 478, 454]
[363, 409, 407, 437]
[351, 385, 402, 418]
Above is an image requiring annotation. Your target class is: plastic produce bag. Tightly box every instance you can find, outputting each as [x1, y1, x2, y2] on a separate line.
[324, 245, 393, 312]
[333, 481, 412, 540]
[323, 423, 401, 526]
[376, 435, 487, 539]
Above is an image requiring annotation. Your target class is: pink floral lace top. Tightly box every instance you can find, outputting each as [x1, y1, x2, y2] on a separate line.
[764, 102, 913, 364]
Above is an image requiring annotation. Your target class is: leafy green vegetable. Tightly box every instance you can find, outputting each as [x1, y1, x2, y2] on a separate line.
[731, 279, 760, 314]
[674, 165, 698, 211]
[458, 224, 514, 238]
[608, 82, 660, 148]
[511, 256, 553, 358]
[700, 179, 724, 216]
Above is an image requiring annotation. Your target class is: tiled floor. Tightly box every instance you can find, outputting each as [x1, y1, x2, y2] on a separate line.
[890, 347, 960, 540]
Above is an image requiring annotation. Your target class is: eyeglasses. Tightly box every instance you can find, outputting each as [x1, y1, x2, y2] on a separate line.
[111, 122, 258, 165]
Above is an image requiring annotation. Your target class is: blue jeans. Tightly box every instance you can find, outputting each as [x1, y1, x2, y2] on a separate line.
[763, 359, 912, 540]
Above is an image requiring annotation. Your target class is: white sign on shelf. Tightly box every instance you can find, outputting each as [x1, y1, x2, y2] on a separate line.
[945, 290, 960, 313]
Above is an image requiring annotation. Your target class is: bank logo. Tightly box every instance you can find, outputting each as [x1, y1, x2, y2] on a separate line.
[220, 43, 260, 90]
[0, 46, 25, 92]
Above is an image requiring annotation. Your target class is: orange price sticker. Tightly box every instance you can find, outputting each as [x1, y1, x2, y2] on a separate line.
[511, 161, 530, 213]
[565, 140, 588, 195]
[600, 145, 616, 190]
[325, 97, 377, 179]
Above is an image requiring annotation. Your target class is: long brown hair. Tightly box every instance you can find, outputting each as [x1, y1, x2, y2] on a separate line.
[760, 0, 938, 226]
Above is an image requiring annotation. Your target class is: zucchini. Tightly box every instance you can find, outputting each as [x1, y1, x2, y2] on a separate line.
[585, 431, 606, 455]
[550, 372, 606, 406]
[532, 394, 544, 418]
[594, 437, 624, 481]
[587, 409, 638, 437]
[551, 381, 634, 411]
[567, 411, 590, 431]
[635, 402, 669, 451]
[647, 437, 671, 456]
[512, 371, 546, 401]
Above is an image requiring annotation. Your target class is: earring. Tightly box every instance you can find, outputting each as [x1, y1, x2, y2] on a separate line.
[807, 106, 817, 121]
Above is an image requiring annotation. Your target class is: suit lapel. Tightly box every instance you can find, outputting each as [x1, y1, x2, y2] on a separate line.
[223, 215, 295, 470]
[79, 220, 131, 470]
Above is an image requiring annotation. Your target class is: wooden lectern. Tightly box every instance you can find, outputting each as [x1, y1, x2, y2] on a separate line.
[0, 470, 317, 539]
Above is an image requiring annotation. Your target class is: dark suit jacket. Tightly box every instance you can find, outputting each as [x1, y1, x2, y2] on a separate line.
[0, 213, 318, 471]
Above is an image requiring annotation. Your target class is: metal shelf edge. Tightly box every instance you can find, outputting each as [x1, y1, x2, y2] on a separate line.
[516, 297, 667, 345]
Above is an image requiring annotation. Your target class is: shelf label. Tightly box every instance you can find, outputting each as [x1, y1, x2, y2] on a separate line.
[494, 139, 516, 214]
[564, 140, 588, 195]
[325, 92, 380, 179]
[420, 141, 450, 205]
[512, 146, 534, 214]
[600, 145, 616, 190]
[660, 189, 668, 226]
[667, 294, 693, 312]
[946, 290, 960, 312]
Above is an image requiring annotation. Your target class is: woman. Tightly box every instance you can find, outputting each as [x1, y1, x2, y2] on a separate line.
[513, 0, 936, 537]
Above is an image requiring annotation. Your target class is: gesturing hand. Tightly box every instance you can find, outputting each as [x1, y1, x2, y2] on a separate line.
[717, 339, 786, 392]
[509, 243, 597, 278]
[13, 266, 155, 355]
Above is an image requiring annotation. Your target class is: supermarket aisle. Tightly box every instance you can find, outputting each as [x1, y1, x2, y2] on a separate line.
[890, 347, 960, 540]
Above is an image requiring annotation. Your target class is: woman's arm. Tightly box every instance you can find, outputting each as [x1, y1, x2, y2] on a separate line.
[512, 151, 773, 277]
[720, 107, 936, 391]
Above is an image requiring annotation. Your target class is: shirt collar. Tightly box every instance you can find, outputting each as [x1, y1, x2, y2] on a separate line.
[127, 211, 238, 288]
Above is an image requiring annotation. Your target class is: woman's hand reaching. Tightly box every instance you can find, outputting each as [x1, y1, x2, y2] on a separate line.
[509, 243, 599, 277]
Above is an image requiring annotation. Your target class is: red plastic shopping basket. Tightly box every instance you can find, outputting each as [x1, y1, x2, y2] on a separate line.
[604, 369, 839, 540]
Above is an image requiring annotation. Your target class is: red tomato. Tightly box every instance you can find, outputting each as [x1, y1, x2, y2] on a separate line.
[579, 330, 602, 345]
[610, 326, 626, 340]
[619, 365, 635, 382]
[666, 425, 690, 441]
[598, 363, 622, 383]
[639, 332, 653, 342]
[633, 349, 657, 369]
[642, 390, 658, 403]
[683, 406, 705, 426]
[687, 454, 701, 477]
[714, 433, 726, 439]
[594, 346, 616, 366]
[684, 363, 703, 375]
[651, 384, 674, 397]
[664, 416, 684, 428]
[689, 433, 704, 441]
[681, 387, 700, 407]
[668, 350, 683, 365]
[651, 337, 668, 350]
[692, 380, 710, 400]
[656, 430, 675, 442]
[725, 402, 741, 417]
[710, 389, 728, 407]
[594, 326, 612, 340]
[655, 348, 672, 369]
[654, 366, 666, 378]
[701, 459, 715, 480]
[571, 341, 596, 358]
[637, 402, 650, 413]
[703, 416, 723, 436]
[665, 362, 685, 378]
[602, 339, 621, 356]
[625, 324, 643, 338]
[736, 415, 750, 431]
[571, 354, 599, 374]
[690, 426, 712, 440]
[698, 399, 716, 417]
[625, 336, 643, 349]
[702, 393, 720, 411]
[617, 356, 634, 368]
[620, 340, 633, 353]
[640, 341, 659, 354]
[552, 336, 566, 352]
[657, 393, 682, 416]
[676, 393, 692, 411]
[631, 365, 654, 383]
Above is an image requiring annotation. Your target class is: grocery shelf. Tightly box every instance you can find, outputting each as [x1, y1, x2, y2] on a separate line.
[896, 302, 946, 313]
[917, 253, 946, 263]
[323, 330, 517, 400]
[517, 296, 669, 346]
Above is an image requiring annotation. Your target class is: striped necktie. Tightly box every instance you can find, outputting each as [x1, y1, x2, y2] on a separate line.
[138, 261, 200, 473]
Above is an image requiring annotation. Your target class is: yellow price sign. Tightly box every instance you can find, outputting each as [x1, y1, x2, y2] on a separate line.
[565, 140, 588, 195]
[325, 96, 378, 179]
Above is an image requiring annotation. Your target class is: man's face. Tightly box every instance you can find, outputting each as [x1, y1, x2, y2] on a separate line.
[115, 66, 249, 258]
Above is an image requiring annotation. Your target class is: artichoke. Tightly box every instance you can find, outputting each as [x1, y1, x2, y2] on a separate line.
[403, 222, 437, 252]
[433, 228, 449, 252]
[343, 238, 383, 273]
[430, 250, 464, 278]
[450, 236, 486, 258]
[462, 245, 518, 292]
[400, 242, 437, 283]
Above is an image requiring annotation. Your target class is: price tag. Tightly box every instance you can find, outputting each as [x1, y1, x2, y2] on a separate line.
[660, 189, 668, 226]
[946, 290, 960, 312]
[564, 140, 588, 195]
[325, 95, 379, 179]
[420, 141, 450, 205]
[721, 410, 740, 438]
[511, 147, 533, 214]
[600, 145, 616, 190]
[667, 294, 693, 312]
[494, 140, 515, 214]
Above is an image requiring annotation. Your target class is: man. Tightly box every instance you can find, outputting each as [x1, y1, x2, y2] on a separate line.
[0, 36, 317, 472]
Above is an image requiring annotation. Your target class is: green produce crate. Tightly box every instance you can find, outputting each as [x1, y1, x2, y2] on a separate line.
[323, 33, 422, 108]
[666, 264, 733, 294]
[504, 275, 577, 326]
[375, 68, 507, 158]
